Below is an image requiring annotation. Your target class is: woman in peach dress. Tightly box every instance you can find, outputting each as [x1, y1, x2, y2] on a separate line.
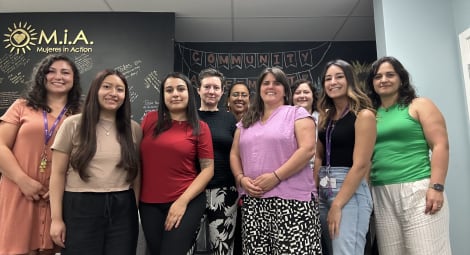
[0, 54, 82, 255]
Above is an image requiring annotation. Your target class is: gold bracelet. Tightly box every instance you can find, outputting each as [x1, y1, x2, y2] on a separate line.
[273, 171, 282, 182]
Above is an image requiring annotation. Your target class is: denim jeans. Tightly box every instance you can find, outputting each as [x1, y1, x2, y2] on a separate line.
[319, 166, 372, 255]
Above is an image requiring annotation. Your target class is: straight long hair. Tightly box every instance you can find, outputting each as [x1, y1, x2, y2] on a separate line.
[241, 67, 291, 128]
[317, 59, 374, 130]
[70, 69, 139, 182]
[153, 72, 200, 136]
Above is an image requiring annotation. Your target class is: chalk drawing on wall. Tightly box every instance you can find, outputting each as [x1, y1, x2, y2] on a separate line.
[139, 69, 161, 121]
[0, 53, 30, 85]
[74, 53, 93, 74]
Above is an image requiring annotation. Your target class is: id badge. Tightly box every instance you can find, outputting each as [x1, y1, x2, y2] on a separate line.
[320, 176, 329, 187]
[329, 178, 337, 189]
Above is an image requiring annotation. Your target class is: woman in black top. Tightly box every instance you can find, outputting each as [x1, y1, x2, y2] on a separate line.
[315, 59, 376, 255]
[196, 68, 238, 254]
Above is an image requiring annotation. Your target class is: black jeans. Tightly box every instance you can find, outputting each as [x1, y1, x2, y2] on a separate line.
[139, 192, 205, 255]
[62, 190, 139, 255]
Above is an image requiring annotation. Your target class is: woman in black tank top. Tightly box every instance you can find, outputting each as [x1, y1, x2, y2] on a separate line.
[315, 59, 376, 255]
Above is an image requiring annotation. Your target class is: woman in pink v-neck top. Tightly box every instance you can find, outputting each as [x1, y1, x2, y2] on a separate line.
[230, 67, 322, 254]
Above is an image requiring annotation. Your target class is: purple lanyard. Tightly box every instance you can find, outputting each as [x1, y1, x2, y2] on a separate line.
[43, 106, 68, 145]
[325, 107, 349, 167]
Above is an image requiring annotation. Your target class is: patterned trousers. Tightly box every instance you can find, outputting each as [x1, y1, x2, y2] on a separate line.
[241, 196, 322, 255]
[205, 186, 239, 255]
[190, 186, 239, 255]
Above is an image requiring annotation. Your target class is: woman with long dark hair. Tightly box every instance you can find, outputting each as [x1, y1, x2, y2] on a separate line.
[49, 69, 141, 254]
[139, 72, 214, 254]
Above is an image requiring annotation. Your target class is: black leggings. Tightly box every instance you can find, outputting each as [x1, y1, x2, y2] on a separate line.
[139, 193, 205, 255]
[62, 190, 139, 255]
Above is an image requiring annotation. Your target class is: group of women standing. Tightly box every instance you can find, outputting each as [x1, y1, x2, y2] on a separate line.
[0, 53, 450, 255]
[228, 57, 450, 255]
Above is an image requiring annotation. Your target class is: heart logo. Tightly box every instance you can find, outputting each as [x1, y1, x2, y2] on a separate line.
[13, 32, 26, 44]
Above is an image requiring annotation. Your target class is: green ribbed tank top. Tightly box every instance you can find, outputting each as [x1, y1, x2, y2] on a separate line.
[371, 104, 431, 186]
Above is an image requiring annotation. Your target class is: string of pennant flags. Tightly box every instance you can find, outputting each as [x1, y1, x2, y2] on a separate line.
[176, 42, 332, 88]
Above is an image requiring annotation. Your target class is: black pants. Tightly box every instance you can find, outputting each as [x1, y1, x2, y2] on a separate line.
[62, 190, 139, 255]
[139, 192, 206, 255]
[233, 205, 242, 255]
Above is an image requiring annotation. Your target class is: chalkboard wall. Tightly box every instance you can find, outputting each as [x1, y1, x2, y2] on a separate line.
[0, 12, 175, 121]
[1, 13, 377, 121]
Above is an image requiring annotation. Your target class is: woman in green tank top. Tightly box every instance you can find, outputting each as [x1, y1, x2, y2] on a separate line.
[366, 56, 451, 255]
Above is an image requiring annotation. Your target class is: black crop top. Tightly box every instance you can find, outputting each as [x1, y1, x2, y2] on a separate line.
[318, 111, 356, 167]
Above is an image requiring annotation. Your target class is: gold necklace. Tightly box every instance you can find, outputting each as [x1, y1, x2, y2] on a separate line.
[99, 123, 113, 136]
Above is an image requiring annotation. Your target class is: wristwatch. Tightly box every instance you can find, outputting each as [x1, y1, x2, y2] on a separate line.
[429, 183, 444, 192]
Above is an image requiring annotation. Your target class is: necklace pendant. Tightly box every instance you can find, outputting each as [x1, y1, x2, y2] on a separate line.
[39, 158, 47, 173]
[99, 123, 112, 136]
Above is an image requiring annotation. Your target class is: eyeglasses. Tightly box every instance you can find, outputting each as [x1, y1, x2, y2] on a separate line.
[230, 92, 249, 98]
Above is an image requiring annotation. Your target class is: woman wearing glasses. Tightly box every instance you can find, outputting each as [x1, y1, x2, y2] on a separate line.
[227, 83, 250, 122]
[226, 81, 250, 255]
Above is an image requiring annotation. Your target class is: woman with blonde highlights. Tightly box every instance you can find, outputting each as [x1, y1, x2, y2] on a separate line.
[315, 59, 376, 255]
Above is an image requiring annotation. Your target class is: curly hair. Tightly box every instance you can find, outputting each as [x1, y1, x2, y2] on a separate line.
[23, 54, 82, 114]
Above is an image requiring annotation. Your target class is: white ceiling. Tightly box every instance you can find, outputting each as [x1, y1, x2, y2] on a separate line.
[0, 0, 375, 42]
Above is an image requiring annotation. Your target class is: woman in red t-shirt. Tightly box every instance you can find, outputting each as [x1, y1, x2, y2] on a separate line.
[139, 72, 214, 254]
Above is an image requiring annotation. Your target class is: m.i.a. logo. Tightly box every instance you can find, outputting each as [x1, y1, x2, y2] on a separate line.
[3, 21, 94, 54]
[3, 21, 38, 54]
